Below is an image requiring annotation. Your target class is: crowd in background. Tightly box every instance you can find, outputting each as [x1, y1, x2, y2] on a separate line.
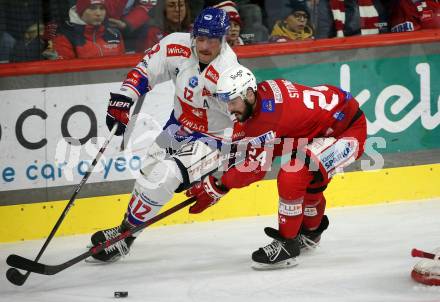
[0, 0, 439, 63]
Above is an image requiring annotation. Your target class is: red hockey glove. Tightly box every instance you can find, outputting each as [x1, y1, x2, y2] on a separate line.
[186, 175, 229, 214]
[106, 93, 134, 136]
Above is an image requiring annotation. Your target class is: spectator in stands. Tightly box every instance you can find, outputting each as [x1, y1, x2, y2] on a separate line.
[269, 0, 314, 42]
[1, 0, 45, 62]
[6, 0, 72, 62]
[238, 3, 269, 43]
[52, 0, 125, 59]
[315, 0, 388, 39]
[308, 0, 320, 32]
[0, 31, 15, 63]
[105, 0, 157, 52]
[136, 0, 192, 51]
[214, 1, 245, 47]
[388, 0, 440, 32]
[0, 7, 15, 63]
[9, 23, 48, 62]
[206, 0, 269, 44]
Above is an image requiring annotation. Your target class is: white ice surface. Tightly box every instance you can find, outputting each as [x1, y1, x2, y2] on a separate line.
[1, 199, 439, 302]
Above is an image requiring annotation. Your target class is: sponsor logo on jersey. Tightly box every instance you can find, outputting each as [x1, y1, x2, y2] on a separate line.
[192, 108, 205, 118]
[279, 201, 302, 216]
[189, 76, 198, 88]
[166, 44, 191, 58]
[391, 21, 414, 32]
[307, 137, 337, 155]
[124, 77, 139, 86]
[179, 117, 207, 132]
[319, 139, 357, 172]
[249, 130, 275, 146]
[261, 99, 275, 112]
[123, 70, 148, 94]
[266, 80, 283, 103]
[205, 65, 219, 84]
[421, 10, 433, 21]
[178, 98, 208, 132]
[333, 111, 345, 121]
[232, 130, 245, 140]
[124, 70, 141, 86]
[304, 206, 318, 217]
[139, 192, 160, 206]
[202, 87, 212, 96]
[131, 70, 141, 78]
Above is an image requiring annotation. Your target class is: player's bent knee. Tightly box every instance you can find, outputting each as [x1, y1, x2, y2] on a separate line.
[137, 158, 183, 204]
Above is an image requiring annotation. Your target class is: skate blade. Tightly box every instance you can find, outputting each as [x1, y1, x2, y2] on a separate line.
[300, 243, 320, 253]
[251, 257, 298, 271]
[84, 244, 124, 264]
[84, 255, 123, 264]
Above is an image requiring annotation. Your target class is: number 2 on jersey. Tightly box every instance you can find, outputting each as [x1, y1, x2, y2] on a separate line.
[302, 87, 338, 111]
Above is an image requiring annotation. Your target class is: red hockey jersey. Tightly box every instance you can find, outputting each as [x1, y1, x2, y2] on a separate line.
[221, 79, 360, 189]
[389, 0, 440, 32]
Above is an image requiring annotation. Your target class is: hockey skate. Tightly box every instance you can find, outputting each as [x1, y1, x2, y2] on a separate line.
[299, 215, 329, 250]
[251, 227, 301, 270]
[87, 220, 136, 263]
[411, 247, 440, 286]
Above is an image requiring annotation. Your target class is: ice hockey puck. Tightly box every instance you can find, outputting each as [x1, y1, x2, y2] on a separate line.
[114, 291, 128, 298]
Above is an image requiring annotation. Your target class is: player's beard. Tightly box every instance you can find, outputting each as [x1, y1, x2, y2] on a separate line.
[236, 99, 254, 122]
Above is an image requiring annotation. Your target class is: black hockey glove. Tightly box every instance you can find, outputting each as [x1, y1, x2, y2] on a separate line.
[106, 93, 134, 136]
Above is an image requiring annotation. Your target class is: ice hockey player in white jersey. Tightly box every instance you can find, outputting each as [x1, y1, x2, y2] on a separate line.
[90, 7, 241, 262]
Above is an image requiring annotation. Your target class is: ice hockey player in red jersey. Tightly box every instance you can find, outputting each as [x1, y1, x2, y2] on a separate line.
[186, 64, 367, 270]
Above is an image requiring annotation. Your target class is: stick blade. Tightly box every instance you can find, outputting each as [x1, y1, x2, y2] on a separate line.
[6, 268, 27, 286]
[7, 254, 47, 275]
[411, 248, 421, 257]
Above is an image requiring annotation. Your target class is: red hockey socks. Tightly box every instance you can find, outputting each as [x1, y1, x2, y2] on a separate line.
[277, 162, 314, 239]
[303, 193, 326, 231]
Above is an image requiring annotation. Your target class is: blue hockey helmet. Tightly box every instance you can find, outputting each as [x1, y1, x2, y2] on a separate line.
[192, 7, 230, 39]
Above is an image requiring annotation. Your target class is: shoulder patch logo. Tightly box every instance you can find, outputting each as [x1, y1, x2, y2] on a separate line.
[205, 65, 219, 84]
[166, 44, 191, 58]
[266, 80, 283, 103]
[261, 99, 275, 112]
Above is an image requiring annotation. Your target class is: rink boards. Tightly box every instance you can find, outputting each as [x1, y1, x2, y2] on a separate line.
[1, 163, 439, 242]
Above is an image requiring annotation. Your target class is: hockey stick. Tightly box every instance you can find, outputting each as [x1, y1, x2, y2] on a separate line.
[7, 196, 196, 276]
[6, 124, 118, 286]
[411, 248, 437, 260]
